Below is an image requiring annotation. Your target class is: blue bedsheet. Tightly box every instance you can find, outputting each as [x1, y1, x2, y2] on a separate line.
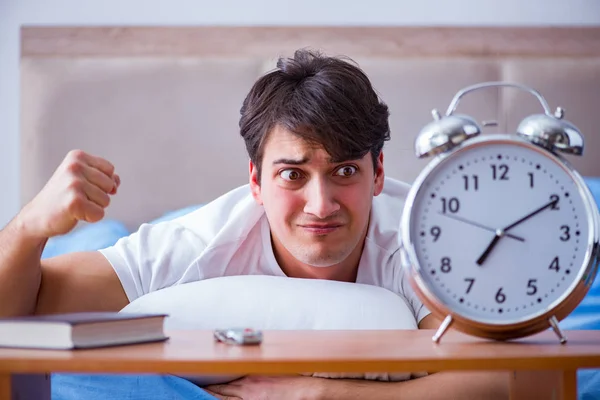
[52, 373, 217, 400]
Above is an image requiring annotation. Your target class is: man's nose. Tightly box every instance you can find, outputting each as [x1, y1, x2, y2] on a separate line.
[303, 180, 340, 219]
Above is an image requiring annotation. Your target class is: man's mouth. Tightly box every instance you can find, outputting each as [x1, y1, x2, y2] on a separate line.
[298, 224, 343, 234]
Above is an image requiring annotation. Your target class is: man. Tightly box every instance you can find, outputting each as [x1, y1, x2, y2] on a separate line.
[0, 49, 507, 399]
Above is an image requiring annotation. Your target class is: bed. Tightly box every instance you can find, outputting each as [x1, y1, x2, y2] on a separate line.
[20, 26, 600, 399]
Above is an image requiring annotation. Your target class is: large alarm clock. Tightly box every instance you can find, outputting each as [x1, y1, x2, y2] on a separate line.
[400, 82, 600, 344]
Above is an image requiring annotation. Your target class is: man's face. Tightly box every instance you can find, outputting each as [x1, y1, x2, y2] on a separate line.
[249, 125, 385, 269]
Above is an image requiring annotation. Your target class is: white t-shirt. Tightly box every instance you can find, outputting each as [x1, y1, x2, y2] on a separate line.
[100, 177, 430, 323]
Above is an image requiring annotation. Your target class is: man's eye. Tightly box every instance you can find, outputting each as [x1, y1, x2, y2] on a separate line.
[335, 165, 357, 177]
[280, 169, 303, 181]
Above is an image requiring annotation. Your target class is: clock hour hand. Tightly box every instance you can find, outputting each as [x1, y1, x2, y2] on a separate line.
[439, 213, 525, 242]
[476, 230, 504, 265]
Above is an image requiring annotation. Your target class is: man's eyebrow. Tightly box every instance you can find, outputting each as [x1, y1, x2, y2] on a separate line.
[272, 157, 310, 165]
[271, 156, 357, 166]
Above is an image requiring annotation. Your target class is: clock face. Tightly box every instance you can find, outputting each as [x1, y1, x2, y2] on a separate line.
[406, 137, 595, 325]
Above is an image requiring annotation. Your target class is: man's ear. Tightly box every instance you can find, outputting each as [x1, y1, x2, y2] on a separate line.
[374, 151, 385, 196]
[249, 160, 263, 205]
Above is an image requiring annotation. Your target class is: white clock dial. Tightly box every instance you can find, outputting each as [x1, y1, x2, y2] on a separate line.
[408, 138, 593, 324]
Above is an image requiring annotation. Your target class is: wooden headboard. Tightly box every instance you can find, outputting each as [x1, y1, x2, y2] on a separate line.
[20, 27, 600, 230]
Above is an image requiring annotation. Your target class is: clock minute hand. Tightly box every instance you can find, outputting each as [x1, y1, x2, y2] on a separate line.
[476, 198, 558, 266]
[502, 198, 558, 232]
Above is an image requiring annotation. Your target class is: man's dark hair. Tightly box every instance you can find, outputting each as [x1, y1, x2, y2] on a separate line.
[239, 49, 391, 180]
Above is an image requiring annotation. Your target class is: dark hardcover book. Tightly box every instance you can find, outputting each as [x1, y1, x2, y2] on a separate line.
[0, 312, 168, 349]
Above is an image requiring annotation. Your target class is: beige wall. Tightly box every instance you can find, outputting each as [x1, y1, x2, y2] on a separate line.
[20, 27, 600, 230]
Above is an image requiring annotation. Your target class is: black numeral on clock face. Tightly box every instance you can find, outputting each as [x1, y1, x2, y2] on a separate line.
[549, 256, 560, 272]
[430, 226, 441, 242]
[560, 226, 570, 241]
[527, 279, 538, 295]
[440, 257, 452, 273]
[441, 197, 460, 214]
[491, 164, 509, 180]
[495, 287, 506, 304]
[464, 278, 475, 294]
[462, 175, 479, 191]
[550, 194, 560, 210]
[528, 172, 534, 188]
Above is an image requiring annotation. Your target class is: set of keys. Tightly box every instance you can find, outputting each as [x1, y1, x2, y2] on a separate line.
[213, 328, 263, 346]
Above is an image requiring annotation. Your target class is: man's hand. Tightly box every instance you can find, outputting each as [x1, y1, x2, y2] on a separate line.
[20, 150, 120, 239]
[204, 372, 508, 400]
[204, 375, 322, 400]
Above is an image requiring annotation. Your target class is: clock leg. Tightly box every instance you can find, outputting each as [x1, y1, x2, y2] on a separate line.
[549, 315, 568, 344]
[432, 315, 453, 343]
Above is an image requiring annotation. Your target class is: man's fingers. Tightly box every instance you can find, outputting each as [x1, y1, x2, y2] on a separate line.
[83, 181, 111, 208]
[110, 174, 120, 195]
[203, 388, 240, 400]
[204, 385, 242, 399]
[80, 151, 115, 178]
[83, 202, 105, 223]
[69, 194, 105, 223]
[66, 150, 119, 195]
[83, 165, 116, 194]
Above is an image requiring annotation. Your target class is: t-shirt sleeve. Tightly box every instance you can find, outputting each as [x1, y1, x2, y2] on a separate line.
[98, 222, 206, 302]
[392, 251, 431, 324]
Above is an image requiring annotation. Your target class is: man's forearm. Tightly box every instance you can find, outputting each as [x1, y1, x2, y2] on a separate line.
[315, 371, 509, 400]
[0, 214, 47, 316]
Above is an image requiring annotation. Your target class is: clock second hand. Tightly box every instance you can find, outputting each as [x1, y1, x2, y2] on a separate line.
[438, 212, 525, 242]
[476, 198, 559, 266]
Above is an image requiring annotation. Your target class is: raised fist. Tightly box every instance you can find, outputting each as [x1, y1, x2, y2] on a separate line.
[20, 150, 120, 238]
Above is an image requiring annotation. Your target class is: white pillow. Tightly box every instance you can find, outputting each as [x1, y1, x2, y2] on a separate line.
[121, 275, 425, 385]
